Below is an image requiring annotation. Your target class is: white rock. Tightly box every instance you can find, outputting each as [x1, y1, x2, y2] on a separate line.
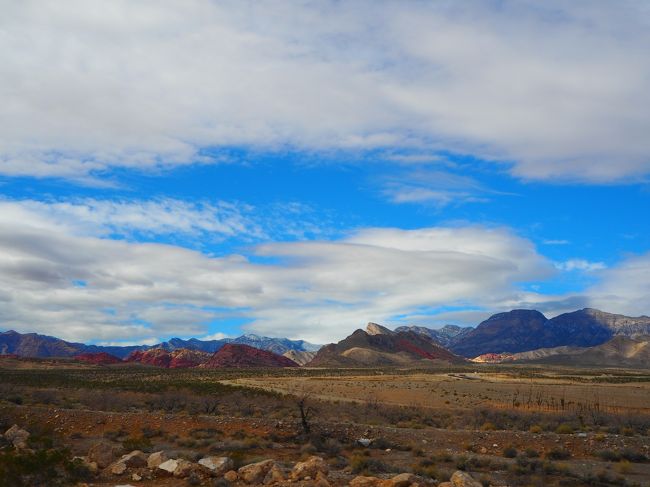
[158, 458, 179, 474]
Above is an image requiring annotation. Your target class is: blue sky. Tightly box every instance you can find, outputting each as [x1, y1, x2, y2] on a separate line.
[0, 1, 649, 344]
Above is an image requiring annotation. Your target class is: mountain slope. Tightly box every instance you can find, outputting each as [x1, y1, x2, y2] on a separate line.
[450, 308, 650, 357]
[283, 350, 316, 366]
[125, 348, 211, 368]
[473, 336, 650, 368]
[308, 323, 465, 367]
[395, 324, 473, 347]
[201, 344, 299, 368]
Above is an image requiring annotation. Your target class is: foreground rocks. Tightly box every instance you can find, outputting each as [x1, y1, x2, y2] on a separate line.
[3, 424, 30, 450]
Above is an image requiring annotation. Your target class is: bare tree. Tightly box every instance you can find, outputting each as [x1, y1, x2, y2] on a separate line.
[297, 392, 314, 435]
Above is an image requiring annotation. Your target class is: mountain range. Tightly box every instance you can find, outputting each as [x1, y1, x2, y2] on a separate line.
[3, 307, 650, 368]
[0, 330, 319, 359]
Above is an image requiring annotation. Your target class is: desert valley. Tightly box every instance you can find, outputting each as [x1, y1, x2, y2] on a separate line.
[1, 308, 650, 486]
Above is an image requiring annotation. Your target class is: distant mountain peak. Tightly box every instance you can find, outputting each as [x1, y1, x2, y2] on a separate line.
[366, 322, 395, 336]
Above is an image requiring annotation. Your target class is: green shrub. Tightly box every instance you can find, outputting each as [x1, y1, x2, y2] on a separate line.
[502, 446, 518, 458]
[555, 423, 574, 434]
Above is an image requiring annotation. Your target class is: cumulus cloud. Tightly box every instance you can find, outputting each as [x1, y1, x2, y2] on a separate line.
[1, 1, 649, 182]
[0, 202, 555, 343]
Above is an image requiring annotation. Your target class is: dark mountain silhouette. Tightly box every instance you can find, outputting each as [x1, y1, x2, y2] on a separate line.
[451, 308, 650, 357]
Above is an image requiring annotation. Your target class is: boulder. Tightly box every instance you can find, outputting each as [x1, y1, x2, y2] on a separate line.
[109, 461, 127, 475]
[290, 455, 329, 480]
[265, 463, 286, 484]
[173, 459, 196, 478]
[158, 458, 179, 474]
[387, 473, 418, 487]
[72, 456, 98, 475]
[450, 470, 482, 487]
[238, 459, 276, 484]
[357, 438, 373, 447]
[132, 473, 142, 481]
[198, 456, 233, 476]
[120, 450, 147, 468]
[350, 476, 383, 487]
[147, 451, 168, 469]
[316, 471, 331, 487]
[87, 442, 116, 469]
[224, 470, 238, 482]
[4, 425, 29, 449]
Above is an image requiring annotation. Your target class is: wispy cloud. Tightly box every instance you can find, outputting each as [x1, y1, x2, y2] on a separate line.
[556, 259, 607, 272]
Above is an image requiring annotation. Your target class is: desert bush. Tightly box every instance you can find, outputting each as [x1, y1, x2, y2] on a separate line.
[0, 447, 92, 487]
[122, 435, 152, 452]
[502, 446, 518, 458]
[349, 453, 393, 474]
[546, 447, 571, 460]
[555, 423, 574, 434]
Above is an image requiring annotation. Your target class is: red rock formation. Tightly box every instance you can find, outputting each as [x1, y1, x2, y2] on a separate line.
[125, 348, 211, 368]
[201, 343, 299, 368]
[74, 352, 122, 365]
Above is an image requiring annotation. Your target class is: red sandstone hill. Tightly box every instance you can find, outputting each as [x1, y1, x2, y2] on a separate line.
[74, 352, 122, 365]
[125, 348, 211, 368]
[200, 343, 299, 368]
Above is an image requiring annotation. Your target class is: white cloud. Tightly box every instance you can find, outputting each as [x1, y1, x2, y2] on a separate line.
[0, 203, 554, 343]
[556, 259, 607, 272]
[201, 332, 231, 341]
[1, 1, 649, 182]
[586, 252, 650, 317]
[0, 198, 334, 245]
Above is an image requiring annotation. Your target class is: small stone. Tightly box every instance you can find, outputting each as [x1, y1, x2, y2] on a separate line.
[358, 438, 373, 447]
[4, 425, 30, 449]
[147, 451, 168, 469]
[173, 459, 195, 478]
[131, 473, 142, 481]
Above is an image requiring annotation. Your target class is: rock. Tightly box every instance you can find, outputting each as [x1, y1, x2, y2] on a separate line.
[224, 470, 238, 482]
[264, 463, 285, 484]
[120, 450, 147, 468]
[238, 459, 275, 484]
[198, 456, 233, 475]
[147, 451, 168, 469]
[387, 473, 417, 487]
[131, 473, 142, 481]
[316, 471, 331, 487]
[173, 459, 195, 478]
[350, 476, 382, 487]
[158, 458, 179, 474]
[450, 470, 482, 487]
[290, 455, 329, 480]
[4, 425, 29, 449]
[72, 456, 98, 474]
[358, 438, 373, 447]
[109, 461, 127, 475]
[438, 483, 453, 487]
[87, 442, 116, 469]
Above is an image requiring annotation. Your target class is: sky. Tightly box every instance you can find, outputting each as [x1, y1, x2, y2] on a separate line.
[0, 0, 649, 345]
